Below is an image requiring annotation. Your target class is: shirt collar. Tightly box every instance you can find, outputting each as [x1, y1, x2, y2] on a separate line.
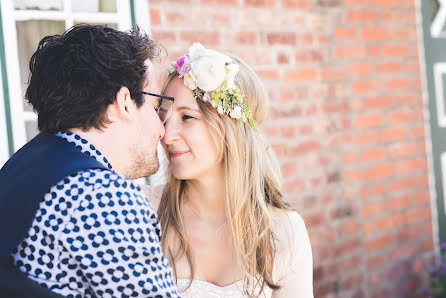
[55, 131, 113, 170]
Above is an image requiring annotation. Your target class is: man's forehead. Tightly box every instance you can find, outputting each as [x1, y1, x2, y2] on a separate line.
[144, 60, 161, 90]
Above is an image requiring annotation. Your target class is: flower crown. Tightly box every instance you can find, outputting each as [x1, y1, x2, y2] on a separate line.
[168, 43, 256, 128]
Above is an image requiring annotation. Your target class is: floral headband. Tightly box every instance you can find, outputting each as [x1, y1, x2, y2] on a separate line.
[168, 43, 256, 128]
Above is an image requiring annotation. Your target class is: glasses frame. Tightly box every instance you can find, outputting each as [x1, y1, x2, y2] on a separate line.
[141, 91, 174, 124]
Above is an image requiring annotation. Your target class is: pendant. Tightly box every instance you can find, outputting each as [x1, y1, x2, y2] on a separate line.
[214, 231, 221, 237]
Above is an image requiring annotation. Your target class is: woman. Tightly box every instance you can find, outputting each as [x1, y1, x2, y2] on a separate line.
[147, 43, 313, 297]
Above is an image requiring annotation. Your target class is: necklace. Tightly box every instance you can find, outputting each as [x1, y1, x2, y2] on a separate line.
[185, 199, 229, 237]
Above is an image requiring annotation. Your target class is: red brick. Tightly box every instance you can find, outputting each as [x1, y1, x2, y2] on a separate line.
[338, 220, 359, 234]
[281, 0, 310, 9]
[385, 78, 415, 90]
[282, 161, 297, 176]
[334, 239, 361, 256]
[391, 243, 417, 261]
[347, 10, 376, 23]
[355, 130, 379, 145]
[388, 177, 415, 192]
[256, 69, 279, 80]
[266, 32, 296, 45]
[202, 0, 237, 4]
[377, 213, 405, 230]
[367, 44, 382, 57]
[180, 31, 220, 45]
[388, 110, 421, 124]
[383, 45, 409, 56]
[293, 140, 321, 155]
[376, 62, 403, 73]
[345, 169, 365, 182]
[361, 27, 389, 40]
[284, 68, 318, 83]
[367, 254, 389, 270]
[152, 30, 176, 44]
[150, 8, 161, 25]
[234, 31, 258, 45]
[412, 190, 430, 205]
[305, 212, 325, 228]
[365, 233, 393, 251]
[283, 179, 305, 192]
[364, 95, 392, 109]
[244, 0, 275, 6]
[405, 204, 431, 223]
[352, 62, 373, 76]
[395, 93, 421, 106]
[360, 147, 387, 162]
[381, 127, 408, 142]
[389, 142, 418, 157]
[335, 27, 357, 40]
[323, 101, 349, 113]
[387, 195, 410, 210]
[336, 45, 366, 58]
[353, 80, 379, 94]
[355, 113, 383, 128]
[295, 50, 324, 63]
[345, 0, 367, 4]
[363, 201, 384, 217]
[371, 0, 398, 6]
[322, 67, 348, 81]
[396, 158, 426, 173]
[343, 152, 356, 165]
[367, 163, 395, 179]
[391, 28, 417, 41]
[363, 221, 375, 234]
[277, 51, 290, 64]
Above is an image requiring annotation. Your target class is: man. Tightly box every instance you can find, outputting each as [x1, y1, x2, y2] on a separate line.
[0, 24, 179, 297]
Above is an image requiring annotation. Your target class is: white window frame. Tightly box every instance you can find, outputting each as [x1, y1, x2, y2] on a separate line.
[0, 0, 133, 151]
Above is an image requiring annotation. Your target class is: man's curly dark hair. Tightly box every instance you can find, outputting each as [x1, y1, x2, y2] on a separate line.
[25, 24, 163, 133]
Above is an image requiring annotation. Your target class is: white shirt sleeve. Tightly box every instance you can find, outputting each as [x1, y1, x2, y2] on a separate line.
[272, 211, 314, 298]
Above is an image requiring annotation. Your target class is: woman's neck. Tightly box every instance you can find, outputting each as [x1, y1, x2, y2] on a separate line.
[184, 166, 227, 222]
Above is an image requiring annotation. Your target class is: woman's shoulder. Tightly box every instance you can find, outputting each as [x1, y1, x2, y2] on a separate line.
[140, 184, 165, 212]
[269, 208, 307, 238]
[269, 207, 312, 259]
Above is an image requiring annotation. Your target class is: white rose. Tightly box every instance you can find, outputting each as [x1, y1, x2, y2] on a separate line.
[217, 105, 224, 115]
[211, 100, 218, 108]
[189, 43, 207, 60]
[190, 54, 228, 91]
[183, 73, 197, 90]
[224, 63, 239, 91]
[230, 106, 242, 119]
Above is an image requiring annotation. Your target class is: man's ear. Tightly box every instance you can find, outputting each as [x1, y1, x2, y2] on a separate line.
[113, 86, 138, 122]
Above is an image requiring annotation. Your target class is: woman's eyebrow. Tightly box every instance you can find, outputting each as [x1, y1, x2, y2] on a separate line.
[176, 106, 200, 112]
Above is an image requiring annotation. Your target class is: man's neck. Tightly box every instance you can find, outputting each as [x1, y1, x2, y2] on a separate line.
[69, 127, 128, 176]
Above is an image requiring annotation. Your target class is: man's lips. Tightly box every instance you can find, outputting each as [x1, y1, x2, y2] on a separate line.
[169, 150, 190, 158]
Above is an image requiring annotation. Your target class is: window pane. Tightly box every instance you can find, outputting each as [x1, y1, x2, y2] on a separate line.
[14, 0, 63, 11]
[25, 120, 38, 141]
[16, 20, 65, 112]
[72, 0, 117, 13]
[74, 21, 118, 30]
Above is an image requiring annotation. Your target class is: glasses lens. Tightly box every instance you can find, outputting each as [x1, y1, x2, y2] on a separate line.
[158, 98, 172, 123]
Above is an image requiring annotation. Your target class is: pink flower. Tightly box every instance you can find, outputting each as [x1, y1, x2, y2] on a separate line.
[175, 54, 191, 78]
[202, 92, 211, 102]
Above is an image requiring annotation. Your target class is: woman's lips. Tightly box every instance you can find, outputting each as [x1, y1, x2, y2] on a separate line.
[170, 151, 190, 158]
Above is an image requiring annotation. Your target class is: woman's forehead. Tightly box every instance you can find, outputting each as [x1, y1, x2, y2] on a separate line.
[167, 77, 199, 109]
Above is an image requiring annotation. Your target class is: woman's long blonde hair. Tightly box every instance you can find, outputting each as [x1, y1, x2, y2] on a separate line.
[158, 54, 290, 297]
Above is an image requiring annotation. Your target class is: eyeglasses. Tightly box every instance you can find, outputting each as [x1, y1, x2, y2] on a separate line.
[141, 91, 174, 123]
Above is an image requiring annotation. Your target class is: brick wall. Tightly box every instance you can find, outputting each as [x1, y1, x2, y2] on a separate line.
[149, 0, 434, 297]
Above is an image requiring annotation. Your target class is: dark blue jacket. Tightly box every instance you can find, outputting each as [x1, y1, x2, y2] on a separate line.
[0, 133, 108, 297]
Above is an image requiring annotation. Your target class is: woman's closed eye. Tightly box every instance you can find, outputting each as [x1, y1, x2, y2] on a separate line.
[182, 114, 195, 121]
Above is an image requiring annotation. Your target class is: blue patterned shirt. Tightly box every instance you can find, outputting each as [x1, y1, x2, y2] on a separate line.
[11, 131, 180, 297]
